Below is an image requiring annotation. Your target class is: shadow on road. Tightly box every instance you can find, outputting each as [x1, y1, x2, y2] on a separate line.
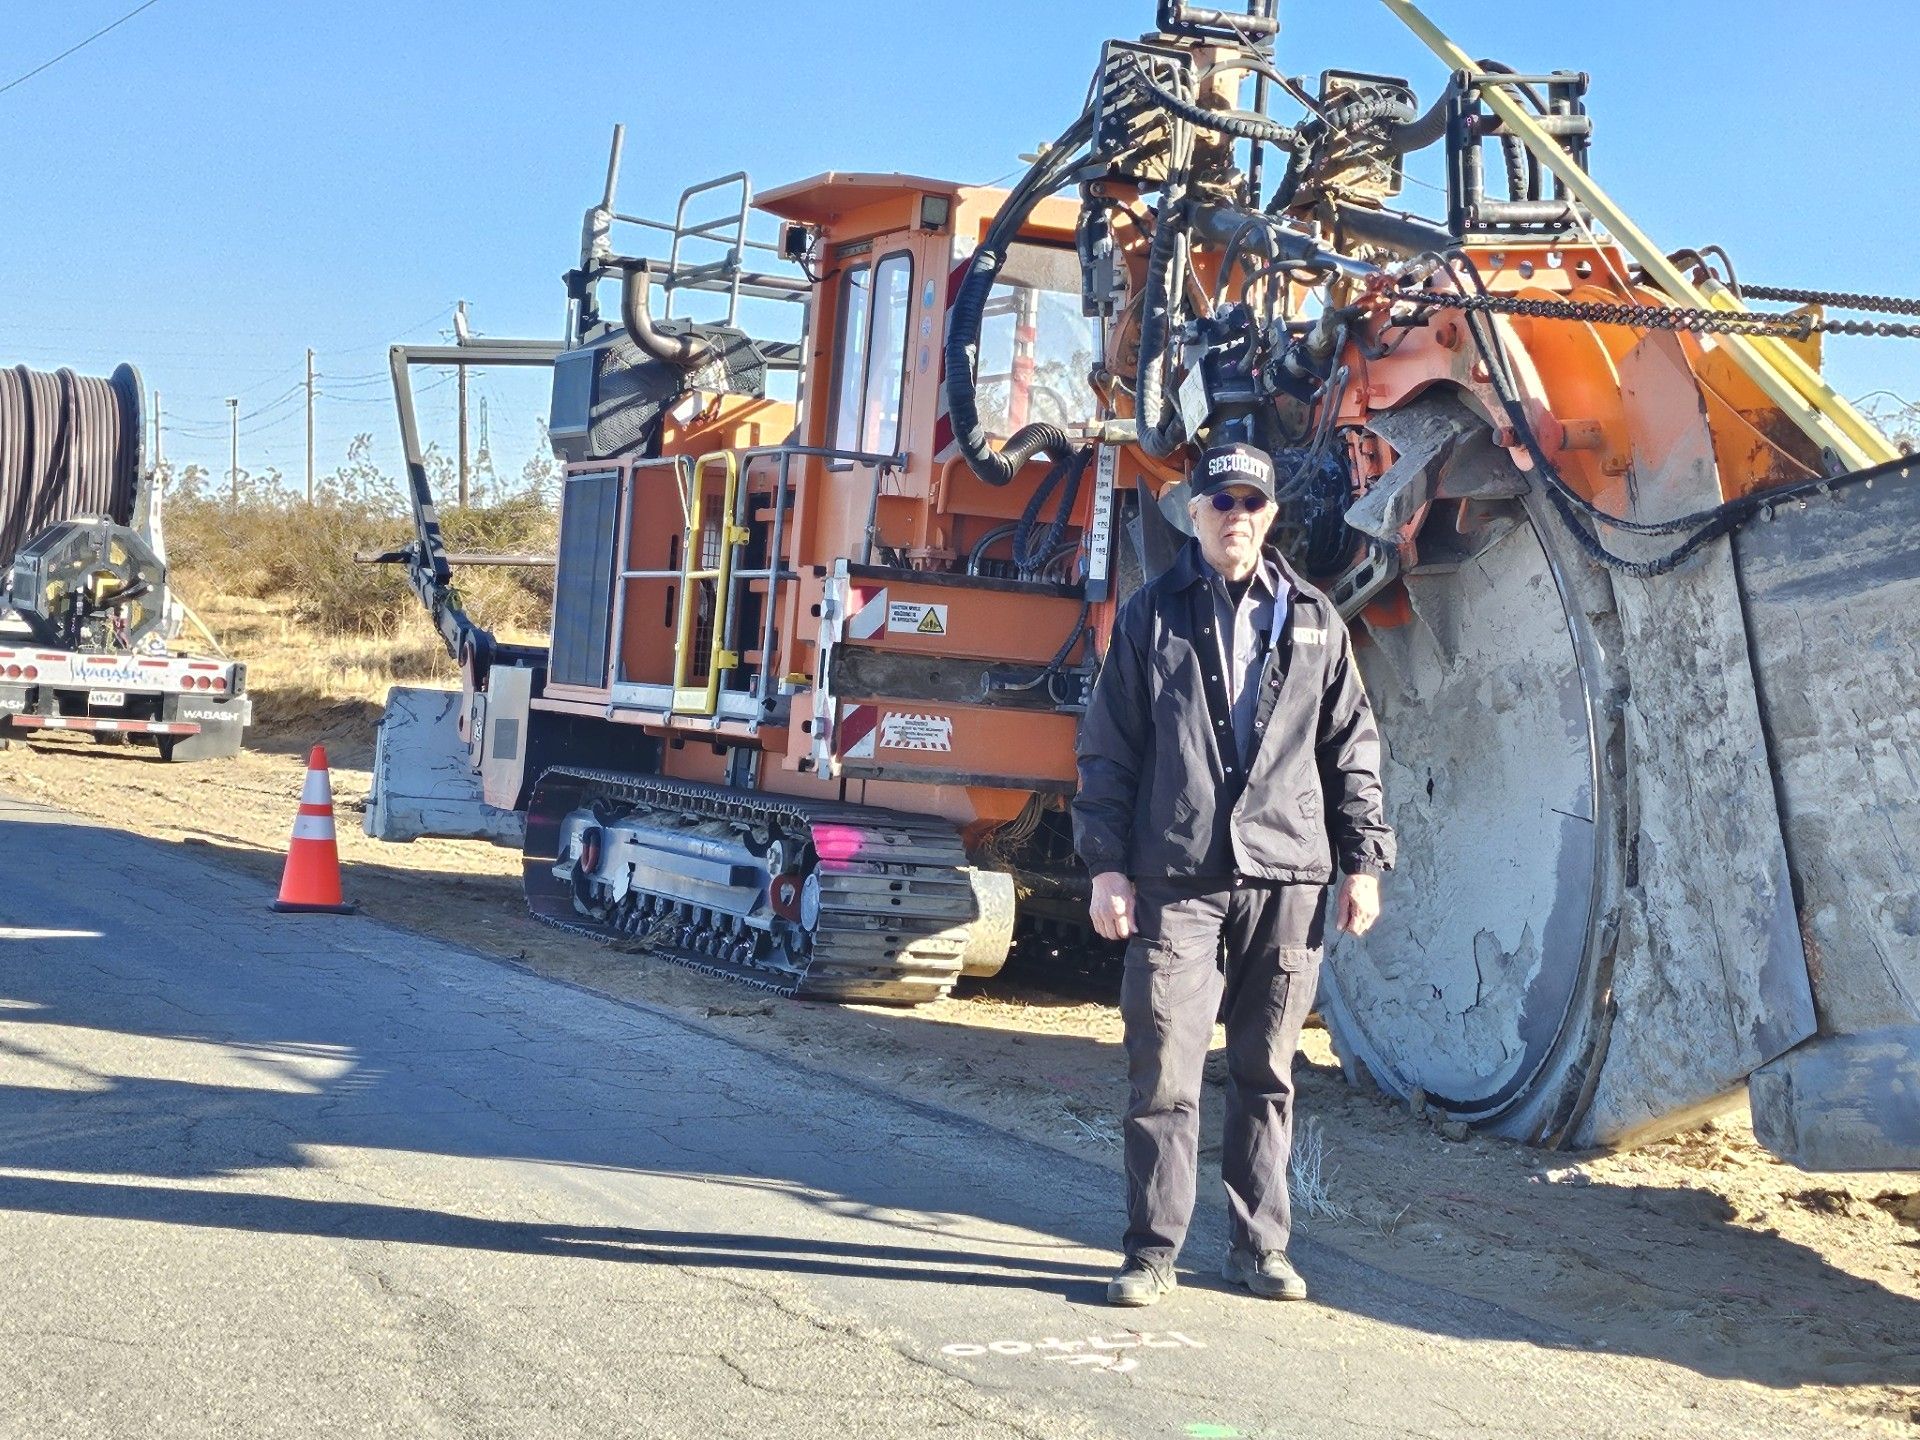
[2, 813, 1916, 1392]
[0, 1169, 1107, 1298]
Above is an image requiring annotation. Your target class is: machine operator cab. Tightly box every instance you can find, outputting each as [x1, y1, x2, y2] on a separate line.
[537, 164, 1138, 805]
[756, 173, 1103, 580]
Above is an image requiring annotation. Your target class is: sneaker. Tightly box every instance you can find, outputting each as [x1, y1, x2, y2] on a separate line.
[1222, 1248, 1308, 1301]
[1106, 1257, 1177, 1307]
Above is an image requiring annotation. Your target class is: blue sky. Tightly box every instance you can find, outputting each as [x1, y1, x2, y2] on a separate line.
[3, 1, 1916, 490]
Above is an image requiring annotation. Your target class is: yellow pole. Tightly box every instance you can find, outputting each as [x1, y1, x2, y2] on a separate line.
[1381, 0, 1897, 470]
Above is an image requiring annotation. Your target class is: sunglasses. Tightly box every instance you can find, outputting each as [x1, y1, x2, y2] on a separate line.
[1205, 491, 1270, 514]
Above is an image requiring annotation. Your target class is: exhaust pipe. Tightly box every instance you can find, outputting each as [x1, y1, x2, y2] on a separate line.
[619, 262, 715, 370]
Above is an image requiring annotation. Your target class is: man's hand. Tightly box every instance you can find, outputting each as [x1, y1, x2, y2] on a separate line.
[1337, 872, 1381, 937]
[1089, 871, 1137, 942]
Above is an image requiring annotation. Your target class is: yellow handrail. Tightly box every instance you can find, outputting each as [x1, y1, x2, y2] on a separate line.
[671, 451, 746, 714]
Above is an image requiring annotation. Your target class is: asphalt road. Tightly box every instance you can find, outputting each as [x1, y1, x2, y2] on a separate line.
[0, 793, 1822, 1439]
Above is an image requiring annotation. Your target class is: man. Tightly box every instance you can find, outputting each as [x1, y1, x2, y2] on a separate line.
[1073, 441, 1394, 1307]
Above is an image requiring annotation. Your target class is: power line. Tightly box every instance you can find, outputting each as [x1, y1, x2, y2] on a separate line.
[0, 0, 167, 101]
[238, 384, 308, 423]
[169, 382, 307, 431]
[318, 374, 399, 391]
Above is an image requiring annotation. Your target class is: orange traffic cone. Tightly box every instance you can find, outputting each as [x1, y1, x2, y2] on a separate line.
[273, 744, 356, 914]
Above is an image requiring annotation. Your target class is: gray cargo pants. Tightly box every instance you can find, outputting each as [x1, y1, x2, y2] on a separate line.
[1120, 876, 1325, 1272]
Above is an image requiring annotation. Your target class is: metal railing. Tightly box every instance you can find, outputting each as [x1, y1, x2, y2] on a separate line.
[613, 444, 904, 719]
[589, 128, 810, 322]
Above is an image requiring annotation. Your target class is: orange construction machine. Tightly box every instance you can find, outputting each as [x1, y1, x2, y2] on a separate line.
[370, 1, 1918, 1169]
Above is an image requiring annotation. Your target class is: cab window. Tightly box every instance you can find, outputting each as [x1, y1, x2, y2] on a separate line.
[829, 250, 913, 461]
[974, 241, 1099, 436]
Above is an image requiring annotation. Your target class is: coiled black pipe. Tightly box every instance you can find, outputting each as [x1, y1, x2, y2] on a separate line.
[0, 363, 143, 567]
[1476, 61, 1542, 202]
[1383, 89, 1451, 155]
[944, 109, 1093, 486]
[1012, 446, 1092, 578]
[1267, 93, 1420, 212]
[1299, 93, 1418, 142]
[1133, 177, 1191, 458]
[1129, 55, 1297, 146]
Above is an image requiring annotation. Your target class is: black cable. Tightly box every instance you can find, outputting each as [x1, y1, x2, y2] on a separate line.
[1268, 93, 1419, 213]
[1446, 252, 1899, 576]
[1013, 446, 1092, 578]
[1698, 245, 1739, 291]
[1133, 172, 1192, 458]
[0, 0, 165, 100]
[1297, 93, 1418, 142]
[995, 601, 1092, 694]
[1383, 85, 1453, 155]
[1128, 54, 1297, 146]
[945, 108, 1094, 486]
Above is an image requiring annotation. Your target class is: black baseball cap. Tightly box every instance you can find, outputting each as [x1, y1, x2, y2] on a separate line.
[1192, 442, 1276, 501]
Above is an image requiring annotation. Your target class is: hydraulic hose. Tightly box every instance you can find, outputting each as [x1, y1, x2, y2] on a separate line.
[1129, 55, 1297, 146]
[0, 363, 143, 568]
[944, 110, 1094, 486]
[1216, 215, 1278, 303]
[1383, 89, 1451, 155]
[1474, 61, 1542, 202]
[1133, 175, 1192, 458]
[1268, 93, 1419, 212]
[1012, 446, 1092, 578]
[1442, 251, 1883, 577]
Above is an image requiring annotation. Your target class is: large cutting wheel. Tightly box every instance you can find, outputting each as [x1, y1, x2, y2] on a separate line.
[1318, 496, 1621, 1143]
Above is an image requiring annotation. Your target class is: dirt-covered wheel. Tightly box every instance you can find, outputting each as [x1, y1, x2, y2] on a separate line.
[1318, 485, 1623, 1147]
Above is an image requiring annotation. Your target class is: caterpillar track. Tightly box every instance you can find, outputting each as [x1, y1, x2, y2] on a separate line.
[522, 767, 1015, 1004]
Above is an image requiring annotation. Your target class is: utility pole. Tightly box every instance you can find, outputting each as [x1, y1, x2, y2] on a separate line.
[305, 347, 316, 504]
[227, 397, 239, 506]
[153, 390, 163, 467]
[476, 394, 494, 486]
[456, 300, 470, 508]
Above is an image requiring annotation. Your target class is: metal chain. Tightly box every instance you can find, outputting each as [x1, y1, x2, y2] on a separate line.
[1741, 284, 1920, 317]
[1397, 285, 1920, 341]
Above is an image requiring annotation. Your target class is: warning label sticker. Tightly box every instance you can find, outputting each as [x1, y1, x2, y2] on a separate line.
[879, 712, 954, 751]
[886, 601, 949, 637]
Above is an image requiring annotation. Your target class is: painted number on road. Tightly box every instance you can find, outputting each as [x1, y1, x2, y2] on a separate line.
[940, 1331, 1203, 1376]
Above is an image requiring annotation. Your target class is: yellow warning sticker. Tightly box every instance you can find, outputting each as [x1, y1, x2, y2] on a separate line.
[886, 601, 949, 637]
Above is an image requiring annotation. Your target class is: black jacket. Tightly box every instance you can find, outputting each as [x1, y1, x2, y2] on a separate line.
[1073, 540, 1395, 884]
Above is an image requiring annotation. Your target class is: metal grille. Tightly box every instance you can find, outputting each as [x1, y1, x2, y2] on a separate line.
[549, 471, 621, 688]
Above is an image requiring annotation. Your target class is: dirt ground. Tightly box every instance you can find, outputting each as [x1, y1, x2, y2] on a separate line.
[5, 596, 1917, 1435]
